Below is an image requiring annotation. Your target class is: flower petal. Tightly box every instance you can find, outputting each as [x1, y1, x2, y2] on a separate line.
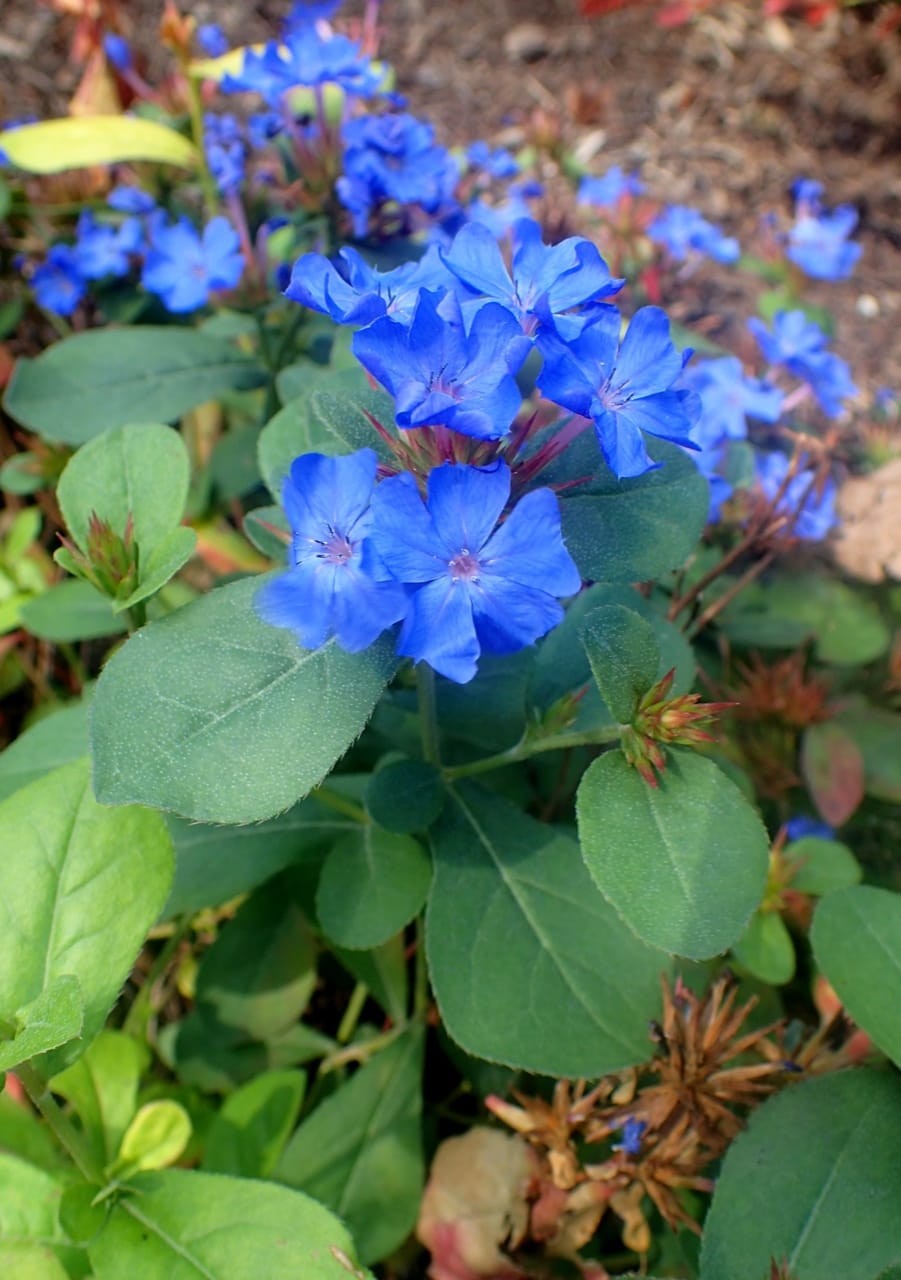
[399, 577, 480, 683]
[426, 461, 510, 555]
[481, 488, 581, 596]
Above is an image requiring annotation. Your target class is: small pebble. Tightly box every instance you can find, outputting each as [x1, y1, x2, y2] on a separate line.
[856, 294, 879, 318]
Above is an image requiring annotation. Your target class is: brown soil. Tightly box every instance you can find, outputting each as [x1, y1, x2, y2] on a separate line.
[2, 0, 900, 395]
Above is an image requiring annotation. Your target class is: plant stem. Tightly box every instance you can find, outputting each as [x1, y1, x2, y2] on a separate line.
[443, 725, 621, 781]
[319, 1024, 405, 1075]
[413, 916, 428, 1019]
[122, 916, 192, 1040]
[311, 785, 367, 823]
[184, 72, 218, 216]
[417, 662, 441, 766]
[17, 1062, 104, 1185]
[336, 982, 369, 1044]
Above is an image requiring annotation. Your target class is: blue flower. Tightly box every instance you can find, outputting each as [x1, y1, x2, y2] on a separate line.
[142, 215, 244, 313]
[785, 815, 835, 841]
[285, 244, 457, 326]
[103, 33, 132, 71]
[648, 204, 740, 265]
[107, 184, 157, 214]
[578, 166, 644, 208]
[612, 1118, 647, 1156]
[682, 356, 783, 441]
[256, 449, 407, 653]
[285, 0, 343, 30]
[756, 451, 837, 542]
[204, 113, 246, 194]
[370, 461, 581, 683]
[352, 288, 531, 440]
[786, 204, 861, 281]
[466, 141, 520, 179]
[748, 311, 857, 417]
[222, 27, 377, 106]
[73, 210, 141, 280]
[442, 216, 622, 339]
[31, 245, 86, 315]
[337, 113, 460, 237]
[538, 305, 701, 478]
[197, 23, 229, 57]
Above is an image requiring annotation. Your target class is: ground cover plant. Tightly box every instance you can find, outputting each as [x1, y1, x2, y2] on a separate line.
[0, 2, 899, 1277]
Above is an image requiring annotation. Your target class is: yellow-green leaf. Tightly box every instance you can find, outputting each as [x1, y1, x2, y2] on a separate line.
[0, 117, 197, 175]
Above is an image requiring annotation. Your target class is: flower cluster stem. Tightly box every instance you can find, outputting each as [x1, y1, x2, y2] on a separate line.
[17, 1062, 104, 1185]
[444, 725, 621, 781]
[417, 662, 441, 766]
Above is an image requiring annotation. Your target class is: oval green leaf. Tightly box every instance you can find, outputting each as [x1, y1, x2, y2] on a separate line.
[202, 1070, 306, 1179]
[577, 750, 768, 959]
[90, 575, 397, 823]
[4, 328, 265, 445]
[0, 117, 197, 174]
[811, 885, 901, 1066]
[115, 1101, 192, 1174]
[700, 1069, 901, 1280]
[317, 825, 432, 949]
[731, 909, 795, 985]
[427, 783, 670, 1076]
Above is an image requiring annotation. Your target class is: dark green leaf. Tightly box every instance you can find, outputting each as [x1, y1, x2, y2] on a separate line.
[364, 760, 445, 833]
[242, 505, 289, 560]
[20, 581, 128, 642]
[0, 697, 90, 802]
[333, 936, 408, 1025]
[90, 575, 396, 823]
[88, 1169, 372, 1278]
[427, 784, 669, 1075]
[834, 704, 901, 803]
[786, 837, 862, 895]
[203, 1070, 306, 1178]
[4, 328, 265, 445]
[700, 1069, 901, 1280]
[577, 750, 768, 959]
[317, 825, 431, 949]
[811, 885, 901, 1066]
[579, 604, 660, 722]
[0, 759, 173, 1076]
[276, 1027, 424, 1264]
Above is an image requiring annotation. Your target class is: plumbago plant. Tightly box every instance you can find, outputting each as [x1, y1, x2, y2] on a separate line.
[0, 3, 899, 1278]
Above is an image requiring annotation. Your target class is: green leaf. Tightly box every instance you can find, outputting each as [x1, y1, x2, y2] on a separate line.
[202, 1070, 306, 1178]
[811, 885, 901, 1066]
[800, 721, 864, 827]
[721, 573, 890, 665]
[317, 825, 431, 949]
[0, 1092, 68, 1172]
[87, 1169, 372, 1279]
[258, 387, 340, 501]
[731, 910, 795, 985]
[0, 1153, 68, 1264]
[427, 783, 669, 1075]
[4, 328, 265, 445]
[50, 1030, 149, 1168]
[276, 1027, 424, 1264]
[57, 423, 190, 557]
[364, 760, 445, 833]
[114, 1101, 192, 1175]
[553, 438, 708, 582]
[309, 386, 396, 458]
[576, 750, 768, 959]
[0, 698, 90, 803]
[0, 976, 84, 1072]
[113, 526, 197, 611]
[242, 505, 289, 560]
[579, 604, 660, 722]
[168, 1013, 333, 1094]
[700, 1069, 901, 1280]
[334, 936, 408, 1025]
[0, 117, 197, 173]
[786, 837, 862, 895]
[90, 575, 396, 823]
[0, 759, 174, 1076]
[164, 796, 354, 918]
[190, 870, 317, 1042]
[20, 580, 128, 642]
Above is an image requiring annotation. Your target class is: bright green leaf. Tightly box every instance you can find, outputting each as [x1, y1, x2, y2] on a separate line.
[202, 1070, 306, 1178]
[317, 825, 431, 949]
[731, 910, 795, 985]
[0, 759, 174, 1076]
[579, 604, 660, 723]
[427, 783, 669, 1075]
[4, 328, 265, 445]
[0, 117, 197, 173]
[0, 1154, 68, 1262]
[700, 1069, 901, 1280]
[0, 976, 84, 1073]
[115, 1101, 192, 1174]
[90, 575, 396, 823]
[50, 1030, 149, 1169]
[577, 750, 768, 959]
[0, 698, 90, 803]
[276, 1027, 424, 1264]
[811, 885, 901, 1066]
[88, 1169, 372, 1279]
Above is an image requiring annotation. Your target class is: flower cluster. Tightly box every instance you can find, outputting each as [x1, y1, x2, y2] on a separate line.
[257, 450, 581, 683]
[786, 177, 861, 281]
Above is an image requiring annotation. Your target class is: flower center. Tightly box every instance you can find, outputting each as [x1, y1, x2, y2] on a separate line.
[320, 530, 354, 565]
[448, 548, 480, 582]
